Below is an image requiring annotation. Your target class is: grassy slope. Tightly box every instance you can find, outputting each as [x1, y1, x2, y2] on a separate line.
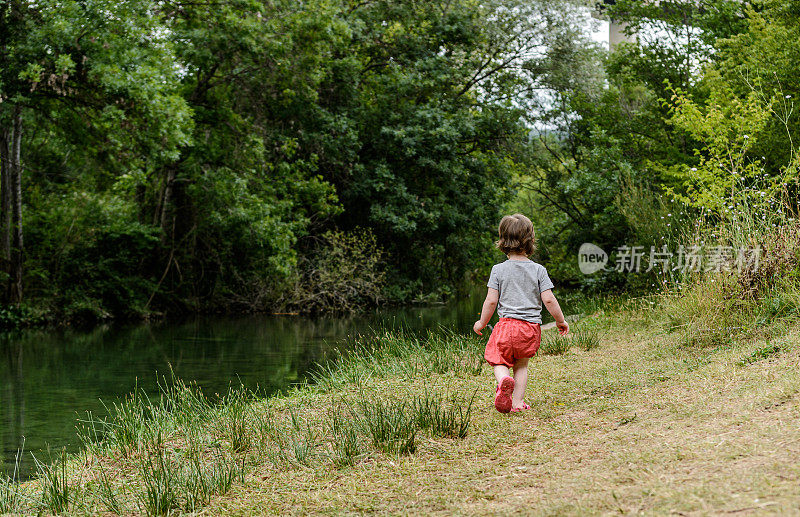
[208, 310, 800, 516]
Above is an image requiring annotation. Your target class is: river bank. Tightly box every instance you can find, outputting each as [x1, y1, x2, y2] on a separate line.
[0, 288, 602, 481]
[3, 296, 798, 515]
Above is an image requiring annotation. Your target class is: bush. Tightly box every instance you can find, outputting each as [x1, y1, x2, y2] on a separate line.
[280, 229, 385, 313]
[737, 221, 800, 299]
[0, 304, 44, 329]
[25, 191, 161, 322]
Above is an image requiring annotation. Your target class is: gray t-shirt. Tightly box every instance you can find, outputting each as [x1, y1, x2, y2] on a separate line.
[487, 259, 555, 324]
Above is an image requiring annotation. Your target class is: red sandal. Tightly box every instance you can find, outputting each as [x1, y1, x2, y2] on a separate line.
[510, 402, 531, 413]
[494, 376, 514, 413]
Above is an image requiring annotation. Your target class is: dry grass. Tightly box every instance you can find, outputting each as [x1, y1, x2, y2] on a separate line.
[202, 312, 800, 516]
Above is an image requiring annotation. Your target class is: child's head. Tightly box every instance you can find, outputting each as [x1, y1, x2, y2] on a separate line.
[496, 214, 536, 256]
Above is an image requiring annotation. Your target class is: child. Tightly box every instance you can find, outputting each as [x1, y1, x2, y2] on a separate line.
[473, 214, 569, 413]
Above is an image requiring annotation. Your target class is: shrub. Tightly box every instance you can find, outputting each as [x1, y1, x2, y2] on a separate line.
[737, 221, 800, 299]
[26, 191, 162, 322]
[0, 304, 43, 329]
[280, 229, 385, 313]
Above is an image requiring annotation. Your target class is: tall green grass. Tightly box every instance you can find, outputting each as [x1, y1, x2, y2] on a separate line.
[138, 443, 180, 516]
[411, 388, 477, 439]
[358, 397, 418, 455]
[34, 447, 77, 514]
[0, 446, 29, 514]
[310, 328, 485, 391]
[540, 326, 602, 355]
[329, 407, 363, 467]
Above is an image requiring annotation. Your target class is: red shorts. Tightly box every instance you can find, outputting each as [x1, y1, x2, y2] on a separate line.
[484, 317, 541, 367]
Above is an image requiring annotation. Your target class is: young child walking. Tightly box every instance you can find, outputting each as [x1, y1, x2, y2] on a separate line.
[473, 214, 569, 413]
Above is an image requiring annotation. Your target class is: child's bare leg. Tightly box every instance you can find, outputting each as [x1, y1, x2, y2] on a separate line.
[511, 357, 530, 409]
[493, 365, 511, 385]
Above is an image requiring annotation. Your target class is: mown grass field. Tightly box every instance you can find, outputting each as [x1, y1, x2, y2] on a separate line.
[3, 301, 799, 515]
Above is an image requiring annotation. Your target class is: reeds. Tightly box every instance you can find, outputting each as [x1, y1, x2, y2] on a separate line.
[309, 328, 485, 392]
[411, 388, 477, 439]
[0, 446, 29, 514]
[359, 397, 418, 455]
[329, 408, 363, 467]
[34, 447, 76, 514]
[137, 443, 179, 516]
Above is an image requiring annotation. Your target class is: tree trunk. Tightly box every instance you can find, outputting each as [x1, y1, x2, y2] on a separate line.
[135, 183, 148, 224]
[0, 127, 11, 271]
[159, 166, 177, 243]
[8, 106, 23, 303]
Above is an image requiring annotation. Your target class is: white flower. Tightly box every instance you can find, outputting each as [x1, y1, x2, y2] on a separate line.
[786, 95, 791, 99]
[743, 135, 750, 139]
[691, 167, 697, 171]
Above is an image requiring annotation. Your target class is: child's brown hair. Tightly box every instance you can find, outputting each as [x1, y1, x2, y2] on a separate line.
[496, 214, 536, 256]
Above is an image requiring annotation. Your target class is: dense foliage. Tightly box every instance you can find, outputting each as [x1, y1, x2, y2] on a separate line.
[2, 0, 799, 322]
[0, 0, 586, 321]
[515, 0, 800, 293]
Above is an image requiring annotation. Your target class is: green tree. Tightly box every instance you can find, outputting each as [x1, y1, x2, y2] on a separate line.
[0, 0, 191, 306]
[509, 0, 758, 287]
[330, 0, 587, 296]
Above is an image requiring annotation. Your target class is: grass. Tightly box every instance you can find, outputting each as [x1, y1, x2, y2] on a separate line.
[329, 408, 363, 467]
[138, 444, 179, 516]
[358, 397, 418, 455]
[0, 446, 29, 514]
[34, 447, 75, 514]
[9, 303, 800, 515]
[540, 333, 571, 355]
[737, 342, 783, 366]
[411, 388, 477, 439]
[540, 326, 602, 355]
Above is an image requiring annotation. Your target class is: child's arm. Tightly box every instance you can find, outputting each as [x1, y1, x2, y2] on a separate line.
[473, 288, 499, 335]
[541, 289, 569, 335]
